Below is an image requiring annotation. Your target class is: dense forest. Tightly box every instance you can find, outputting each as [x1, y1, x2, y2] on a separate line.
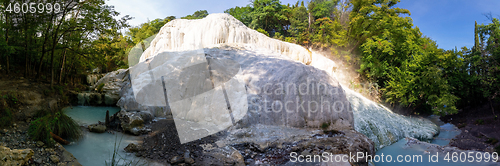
[1, 0, 499, 116]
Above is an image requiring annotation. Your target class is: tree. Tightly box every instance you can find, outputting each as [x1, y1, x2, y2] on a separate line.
[288, 2, 308, 42]
[250, 0, 290, 36]
[381, 37, 459, 115]
[224, 6, 253, 26]
[348, 0, 411, 53]
[477, 17, 500, 114]
[310, 0, 338, 19]
[181, 10, 209, 20]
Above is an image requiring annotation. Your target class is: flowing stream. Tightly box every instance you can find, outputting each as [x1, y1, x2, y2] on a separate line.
[374, 117, 499, 166]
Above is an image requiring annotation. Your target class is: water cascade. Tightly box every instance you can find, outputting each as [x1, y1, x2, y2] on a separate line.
[345, 87, 439, 149]
[77, 92, 103, 105]
[86, 74, 104, 86]
[132, 13, 439, 149]
[308, 50, 439, 149]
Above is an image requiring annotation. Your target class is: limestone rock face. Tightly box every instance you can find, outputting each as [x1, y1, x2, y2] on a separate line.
[0, 146, 34, 166]
[91, 69, 129, 105]
[75, 69, 128, 106]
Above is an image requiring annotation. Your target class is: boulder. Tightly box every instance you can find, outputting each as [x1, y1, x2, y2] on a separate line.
[0, 146, 34, 166]
[90, 69, 128, 106]
[116, 111, 149, 135]
[49, 155, 60, 163]
[124, 143, 142, 153]
[104, 93, 119, 105]
[88, 124, 106, 133]
[203, 146, 245, 166]
[58, 144, 83, 166]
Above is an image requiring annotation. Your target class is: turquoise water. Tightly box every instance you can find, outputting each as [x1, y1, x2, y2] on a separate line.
[62, 106, 147, 166]
[63, 106, 120, 125]
[374, 116, 499, 166]
[430, 123, 461, 146]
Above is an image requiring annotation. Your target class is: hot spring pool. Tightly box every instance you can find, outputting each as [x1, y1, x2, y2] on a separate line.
[62, 106, 147, 166]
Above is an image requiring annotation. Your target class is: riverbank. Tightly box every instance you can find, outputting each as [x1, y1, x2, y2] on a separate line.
[0, 75, 83, 166]
[1, 121, 81, 166]
[441, 102, 500, 153]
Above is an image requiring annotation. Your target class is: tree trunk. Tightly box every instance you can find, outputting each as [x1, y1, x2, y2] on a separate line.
[59, 49, 67, 83]
[37, 21, 53, 81]
[5, 11, 9, 75]
[349, 40, 362, 54]
[25, 22, 29, 78]
[50, 132, 70, 145]
[308, 12, 312, 32]
[50, 42, 56, 88]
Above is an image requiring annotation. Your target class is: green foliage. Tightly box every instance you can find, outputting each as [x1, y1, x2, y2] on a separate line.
[124, 17, 173, 67]
[257, 28, 269, 37]
[28, 110, 82, 147]
[54, 85, 64, 96]
[28, 116, 55, 147]
[249, 0, 291, 36]
[181, 10, 209, 20]
[349, 0, 411, 52]
[0, 108, 13, 127]
[225, 6, 253, 26]
[97, 83, 105, 92]
[475, 119, 485, 125]
[0, 0, 132, 84]
[106, 135, 147, 166]
[486, 138, 499, 145]
[320, 122, 330, 130]
[310, 17, 348, 49]
[288, 4, 309, 44]
[309, 0, 338, 19]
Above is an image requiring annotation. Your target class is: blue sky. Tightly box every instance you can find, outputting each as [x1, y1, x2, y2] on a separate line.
[107, 0, 500, 50]
[396, 0, 500, 50]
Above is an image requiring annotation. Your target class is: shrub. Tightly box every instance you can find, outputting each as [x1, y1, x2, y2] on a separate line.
[0, 108, 13, 127]
[97, 83, 105, 92]
[486, 138, 499, 145]
[475, 119, 485, 125]
[29, 110, 82, 147]
[28, 116, 55, 146]
[257, 28, 269, 37]
[320, 122, 330, 130]
[54, 85, 64, 96]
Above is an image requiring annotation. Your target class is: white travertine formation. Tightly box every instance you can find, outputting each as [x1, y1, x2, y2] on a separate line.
[116, 13, 439, 147]
[307, 50, 439, 150]
[139, 13, 312, 65]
